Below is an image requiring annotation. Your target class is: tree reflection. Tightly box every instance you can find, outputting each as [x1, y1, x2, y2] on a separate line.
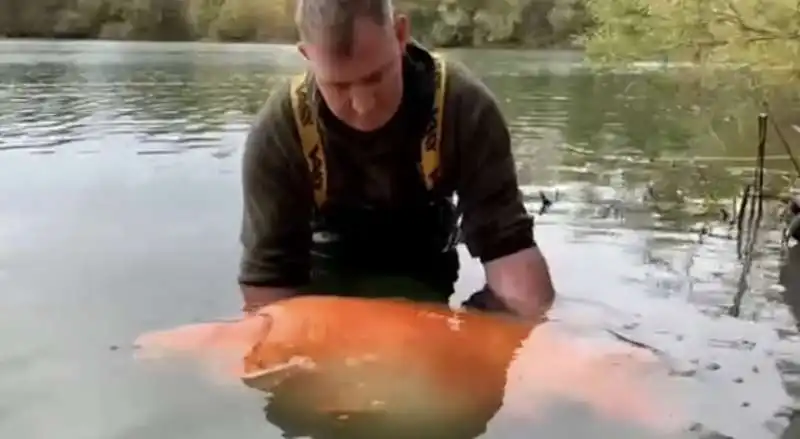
[538, 67, 800, 232]
[0, 50, 293, 154]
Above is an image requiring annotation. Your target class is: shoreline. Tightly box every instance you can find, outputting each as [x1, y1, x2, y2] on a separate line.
[0, 35, 584, 51]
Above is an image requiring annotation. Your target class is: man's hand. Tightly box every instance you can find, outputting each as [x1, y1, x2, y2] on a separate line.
[240, 286, 298, 314]
[484, 247, 555, 321]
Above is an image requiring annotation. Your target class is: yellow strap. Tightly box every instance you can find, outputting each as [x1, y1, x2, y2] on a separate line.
[422, 54, 447, 191]
[289, 54, 447, 207]
[289, 74, 327, 207]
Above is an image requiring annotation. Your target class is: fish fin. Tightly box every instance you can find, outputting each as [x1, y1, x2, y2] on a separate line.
[241, 357, 316, 392]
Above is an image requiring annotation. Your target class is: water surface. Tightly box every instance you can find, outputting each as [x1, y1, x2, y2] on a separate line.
[0, 40, 798, 439]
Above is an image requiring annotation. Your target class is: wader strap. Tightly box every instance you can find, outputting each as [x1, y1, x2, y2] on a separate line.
[422, 54, 447, 191]
[290, 55, 447, 207]
[289, 74, 327, 207]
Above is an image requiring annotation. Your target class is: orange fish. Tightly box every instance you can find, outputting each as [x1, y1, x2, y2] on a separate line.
[134, 295, 683, 437]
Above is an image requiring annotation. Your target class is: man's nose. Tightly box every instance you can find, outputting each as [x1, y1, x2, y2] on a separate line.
[350, 86, 376, 115]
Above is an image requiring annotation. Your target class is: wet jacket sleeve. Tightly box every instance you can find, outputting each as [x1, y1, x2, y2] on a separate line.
[455, 75, 536, 263]
[238, 82, 312, 288]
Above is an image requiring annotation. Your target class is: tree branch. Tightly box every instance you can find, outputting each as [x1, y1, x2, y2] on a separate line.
[721, 0, 800, 41]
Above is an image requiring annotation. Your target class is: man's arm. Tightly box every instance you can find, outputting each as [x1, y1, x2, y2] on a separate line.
[483, 247, 554, 319]
[238, 83, 313, 313]
[454, 71, 555, 320]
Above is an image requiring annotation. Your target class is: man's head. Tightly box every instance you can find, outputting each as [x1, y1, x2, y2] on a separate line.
[295, 0, 410, 132]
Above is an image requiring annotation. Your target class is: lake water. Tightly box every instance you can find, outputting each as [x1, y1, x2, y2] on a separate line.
[0, 40, 799, 439]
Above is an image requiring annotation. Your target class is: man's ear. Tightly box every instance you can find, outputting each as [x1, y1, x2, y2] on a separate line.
[393, 13, 410, 46]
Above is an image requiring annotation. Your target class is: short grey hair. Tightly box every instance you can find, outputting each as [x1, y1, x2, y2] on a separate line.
[295, 0, 395, 57]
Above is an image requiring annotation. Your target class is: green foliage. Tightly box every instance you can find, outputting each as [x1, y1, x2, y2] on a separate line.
[548, 0, 591, 42]
[184, 0, 226, 38]
[582, 0, 800, 213]
[0, 0, 589, 47]
[583, 0, 800, 85]
[206, 0, 294, 41]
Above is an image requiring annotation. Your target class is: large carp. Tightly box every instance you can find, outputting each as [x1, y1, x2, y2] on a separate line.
[134, 295, 683, 438]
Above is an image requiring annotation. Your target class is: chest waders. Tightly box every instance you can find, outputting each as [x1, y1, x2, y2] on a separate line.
[288, 55, 460, 303]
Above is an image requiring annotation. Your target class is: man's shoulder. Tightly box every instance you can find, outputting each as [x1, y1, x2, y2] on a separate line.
[243, 77, 302, 165]
[441, 57, 500, 111]
[436, 56, 511, 184]
[251, 77, 295, 132]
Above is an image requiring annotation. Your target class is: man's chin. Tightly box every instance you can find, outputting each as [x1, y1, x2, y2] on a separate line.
[348, 116, 391, 133]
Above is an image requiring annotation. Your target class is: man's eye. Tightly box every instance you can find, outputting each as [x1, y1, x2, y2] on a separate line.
[329, 83, 348, 92]
[362, 71, 383, 85]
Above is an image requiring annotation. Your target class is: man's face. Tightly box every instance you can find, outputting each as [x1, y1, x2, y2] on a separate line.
[298, 15, 409, 132]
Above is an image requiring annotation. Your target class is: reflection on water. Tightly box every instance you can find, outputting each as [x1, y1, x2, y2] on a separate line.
[0, 40, 798, 439]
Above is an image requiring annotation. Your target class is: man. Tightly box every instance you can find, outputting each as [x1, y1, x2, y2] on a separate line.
[237, 0, 555, 320]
